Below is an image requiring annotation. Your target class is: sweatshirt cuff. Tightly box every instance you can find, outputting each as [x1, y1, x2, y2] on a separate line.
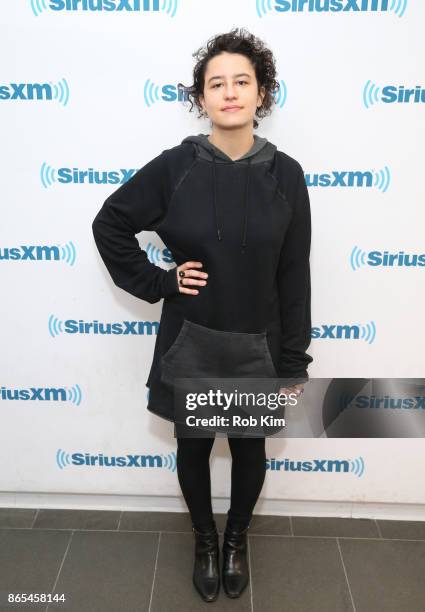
[162, 266, 180, 298]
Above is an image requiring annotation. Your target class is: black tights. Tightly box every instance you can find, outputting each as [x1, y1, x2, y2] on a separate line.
[176, 434, 266, 532]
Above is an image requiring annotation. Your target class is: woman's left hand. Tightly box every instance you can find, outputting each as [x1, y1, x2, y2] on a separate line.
[278, 383, 305, 398]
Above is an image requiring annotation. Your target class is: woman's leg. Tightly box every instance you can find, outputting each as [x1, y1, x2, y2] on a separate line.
[221, 436, 266, 598]
[226, 436, 267, 528]
[176, 429, 220, 602]
[176, 434, 216, 532]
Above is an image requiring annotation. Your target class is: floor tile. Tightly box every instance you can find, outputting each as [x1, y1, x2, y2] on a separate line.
[250, 535, 354, 611]
[0, 508, 37, 529]
[292, 516, 379, 538]
[376, 519, 425, 540]
[248, 514, 291, 535]
[214, 513, 228, 533]
[33, 509, 120, 531]
[339, 538, 425, 612]
[119, 510, 192, 533]
[51, 530, 159, 612]
[0, 528, 71, 611]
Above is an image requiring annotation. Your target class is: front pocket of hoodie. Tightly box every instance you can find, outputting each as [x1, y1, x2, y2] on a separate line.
[160, 319, 277, 389]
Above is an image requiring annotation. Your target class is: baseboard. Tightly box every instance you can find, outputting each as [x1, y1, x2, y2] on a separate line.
[0, 492, 424, 522]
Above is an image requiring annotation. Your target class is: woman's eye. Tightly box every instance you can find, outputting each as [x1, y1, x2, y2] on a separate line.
[212, 81, 248, 89]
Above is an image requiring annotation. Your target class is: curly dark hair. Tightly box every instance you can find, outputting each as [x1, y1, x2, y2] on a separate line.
[178, 27, 280, 130]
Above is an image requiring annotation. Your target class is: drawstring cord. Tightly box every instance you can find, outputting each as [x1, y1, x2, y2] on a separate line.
[212, 150, 252, 254]
[212, 150, 222, 242]
[241, 156, 251, 254]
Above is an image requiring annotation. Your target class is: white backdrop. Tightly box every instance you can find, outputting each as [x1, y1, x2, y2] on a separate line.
[2, 0, 425, 518]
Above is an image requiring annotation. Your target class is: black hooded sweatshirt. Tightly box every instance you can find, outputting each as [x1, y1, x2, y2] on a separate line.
[92, 133, 313, 423]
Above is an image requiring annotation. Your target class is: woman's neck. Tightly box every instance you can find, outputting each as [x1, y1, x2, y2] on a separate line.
[207, 129, 255, 161]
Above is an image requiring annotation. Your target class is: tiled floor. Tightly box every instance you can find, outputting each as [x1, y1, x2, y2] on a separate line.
[0, 509, 424, 611]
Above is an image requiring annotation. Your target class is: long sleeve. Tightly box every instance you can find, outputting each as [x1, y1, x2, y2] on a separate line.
[91, 150, 179, 304]
[276, 164, 313, 380]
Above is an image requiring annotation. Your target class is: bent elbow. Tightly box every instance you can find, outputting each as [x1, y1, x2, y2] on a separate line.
[91, 212, 103, 237]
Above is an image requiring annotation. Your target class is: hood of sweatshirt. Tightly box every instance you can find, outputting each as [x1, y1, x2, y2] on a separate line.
[181, 134, 277, 253]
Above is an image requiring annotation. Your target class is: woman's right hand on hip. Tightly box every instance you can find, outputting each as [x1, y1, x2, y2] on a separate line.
[176, 261, 208, 296]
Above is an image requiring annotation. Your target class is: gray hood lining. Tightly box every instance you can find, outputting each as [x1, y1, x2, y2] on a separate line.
[181, 133, 276, 165]
[181, 134, 278, 253]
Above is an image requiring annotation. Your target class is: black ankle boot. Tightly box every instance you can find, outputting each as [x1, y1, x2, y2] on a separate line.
[222, 520, 250, 598]
[192, 522, 220, 602]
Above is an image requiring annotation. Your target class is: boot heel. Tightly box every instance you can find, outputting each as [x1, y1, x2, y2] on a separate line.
[222, 523, 250, 598]
[192, 523, 220, 602]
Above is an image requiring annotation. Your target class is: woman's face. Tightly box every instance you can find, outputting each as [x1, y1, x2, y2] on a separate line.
[199, 52, 265, 130]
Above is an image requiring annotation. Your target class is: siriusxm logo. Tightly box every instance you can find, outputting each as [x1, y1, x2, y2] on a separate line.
[351, 247, 425, 270]
[144, 80, 188, 106]
[1, 385, 82, 405]
[340, 394, 425, 411]
[56, 449, 177, 470]
[145, 242, 174, 265]
[363, 81, 424, 107]
[306, 166, 390, 192]
[312, 321, 376, 343]
[273, 80, 287, 108]
[267, 455, 365, 476]
[41, 163, 137, 188]
[256, 0, 407, 17]
[0, 242, 76, 265]
[30, 0, 178, 17]
[0, 79, 69, 106]
[144, 78, 287, 108]
[48, 315, 159, 337]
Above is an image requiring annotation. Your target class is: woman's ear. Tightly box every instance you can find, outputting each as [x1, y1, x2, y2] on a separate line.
[257, 85, 266, 107]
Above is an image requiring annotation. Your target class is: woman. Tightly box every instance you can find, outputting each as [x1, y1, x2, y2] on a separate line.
[92, 28, 313, 603]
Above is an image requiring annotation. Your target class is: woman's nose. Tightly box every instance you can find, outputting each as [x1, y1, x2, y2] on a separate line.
[223, 85, 237, 98]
